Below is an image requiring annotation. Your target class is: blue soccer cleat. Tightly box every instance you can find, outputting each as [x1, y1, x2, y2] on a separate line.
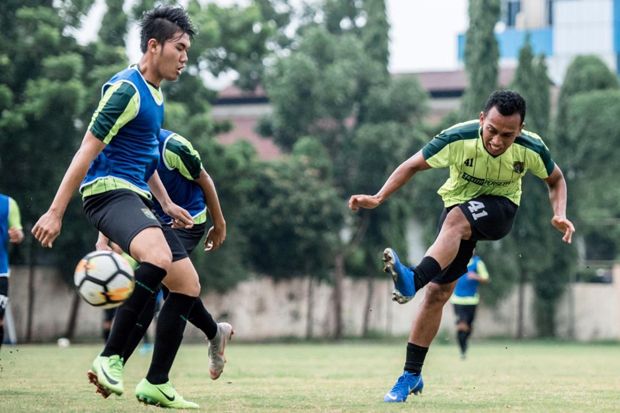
[383, 371, 424, 402]
[383, 248, 416, 304]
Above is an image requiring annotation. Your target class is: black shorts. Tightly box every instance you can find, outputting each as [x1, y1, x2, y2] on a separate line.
[173, 223, 206, 255]
[453, 304, 477, 326]
[448, 195, 518, 242]
[431, 195, 517, 285]
[83, 190, 188, 262]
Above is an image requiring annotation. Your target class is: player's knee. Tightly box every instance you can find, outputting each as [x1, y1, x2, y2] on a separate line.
[426, 283, 453, 306]
[163, 273, 200, 297]
[457, 322, 470, 332]
[187, 281, 200, 297]
[140, 248, 172, 270]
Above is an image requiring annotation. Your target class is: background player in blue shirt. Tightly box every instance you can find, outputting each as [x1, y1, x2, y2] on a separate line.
[0, 194, 24, 351]
[450, 253, 489, 359]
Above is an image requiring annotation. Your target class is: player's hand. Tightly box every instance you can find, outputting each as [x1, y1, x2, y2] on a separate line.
[8, 228, 24, 244]
[166, 204, 194, 229]
[348, 194, 382, 211]
[95, 240, 112, 251]
[32, 210, 62, 248]
[204, 224, 226, 252]
[551, 215, 575, 244]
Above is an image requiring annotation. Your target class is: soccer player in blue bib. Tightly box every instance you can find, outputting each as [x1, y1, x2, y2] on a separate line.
[349, 90, 575, 403]
[32, 7, 205, 409]
[0, 194, 24, 351]
[97, 128, 233, 380]
[450, 253, 489, 359]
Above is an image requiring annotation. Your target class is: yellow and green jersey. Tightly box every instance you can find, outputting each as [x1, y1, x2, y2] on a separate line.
[422, 120, 555, 207]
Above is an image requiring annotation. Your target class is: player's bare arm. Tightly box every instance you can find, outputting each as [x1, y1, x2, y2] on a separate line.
[348, 151, 431, 211]
[32, 131, 105, 248]
[544, 165, 575, 244]
[147, 171, 194, 229]
[195, 169, 226, 251]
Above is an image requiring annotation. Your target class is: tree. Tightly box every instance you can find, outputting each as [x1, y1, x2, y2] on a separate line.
[565, 90, 620, 261]
[461, 0, 500, 118]
[187, 0, 293, 91]
[509, 35, 566, 337]
[553, 56, 619, 177]
[0, 1, 100, 341]
[551, 56, 618, 332]
[262, 1, 428, 338]
[511, 35, 550, 135]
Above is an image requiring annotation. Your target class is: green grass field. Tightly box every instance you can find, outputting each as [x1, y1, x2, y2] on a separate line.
[0, 340, 618, 412]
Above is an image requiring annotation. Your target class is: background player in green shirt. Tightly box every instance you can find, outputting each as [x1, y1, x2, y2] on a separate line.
[349, 90, 575, 403]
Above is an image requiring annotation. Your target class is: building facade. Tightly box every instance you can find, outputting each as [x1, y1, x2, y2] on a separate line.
[458, 0, 620, 83]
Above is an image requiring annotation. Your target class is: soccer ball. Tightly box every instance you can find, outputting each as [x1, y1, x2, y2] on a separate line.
[74, 251, 135, 308]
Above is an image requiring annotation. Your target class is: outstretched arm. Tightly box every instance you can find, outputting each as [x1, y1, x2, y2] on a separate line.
[348, 151, 431, 211]
[32, 132, 105, 248]
[544, 165, 575, 244]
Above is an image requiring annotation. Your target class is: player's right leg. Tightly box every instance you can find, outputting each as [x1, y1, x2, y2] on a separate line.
[83, 190, 173, 397]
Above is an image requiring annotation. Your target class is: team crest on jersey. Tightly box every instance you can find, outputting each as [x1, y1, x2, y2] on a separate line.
[141, 208, 157, 220]
[464, 158, 473, 167]
[513, 161, 525, 173]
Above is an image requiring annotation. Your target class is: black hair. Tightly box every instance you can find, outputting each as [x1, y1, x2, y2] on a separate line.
[483, 90, 526, 123]
[140, 6, 196, 53]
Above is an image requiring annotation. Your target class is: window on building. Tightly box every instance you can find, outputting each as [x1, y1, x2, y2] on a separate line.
[502, 0, 521, 27]
[546, 0, 554, 26]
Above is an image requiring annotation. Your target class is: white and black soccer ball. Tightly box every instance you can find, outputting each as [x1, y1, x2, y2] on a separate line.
[74, 251, 135, 309]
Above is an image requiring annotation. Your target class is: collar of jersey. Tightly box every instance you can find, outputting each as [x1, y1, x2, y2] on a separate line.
[129, 65, 164, 106]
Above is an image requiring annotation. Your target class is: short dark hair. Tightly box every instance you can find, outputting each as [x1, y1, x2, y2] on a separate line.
[140, 6, 196, 53]
[483, 90, 526, 123]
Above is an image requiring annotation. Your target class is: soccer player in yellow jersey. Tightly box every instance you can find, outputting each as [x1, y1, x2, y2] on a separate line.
[348, 90, 575, 402]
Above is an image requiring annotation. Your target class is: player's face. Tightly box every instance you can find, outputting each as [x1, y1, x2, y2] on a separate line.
[153, 31, 191, 82]
[479, 106, 523, 156]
